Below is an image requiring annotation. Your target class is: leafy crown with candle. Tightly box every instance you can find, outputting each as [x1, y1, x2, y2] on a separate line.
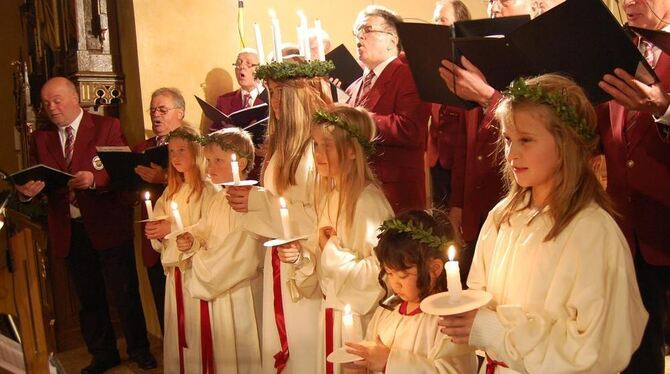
[254, 60, 334, 81]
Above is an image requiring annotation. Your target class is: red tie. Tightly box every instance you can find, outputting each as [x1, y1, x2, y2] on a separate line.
[243, 93, 252, 108]
[355, 71, 376, 106]
[640, 40, 656, 68]
[64, 126, 74, 170]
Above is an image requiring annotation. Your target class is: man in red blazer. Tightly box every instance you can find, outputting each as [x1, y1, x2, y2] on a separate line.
[132, 87, 186, 333]
[427, 1, 471, 210]
[346, 6, 431, 214]
[211, 48, 267, 132]
[596, 2, 670, 372]
[16, 77, 155, 373]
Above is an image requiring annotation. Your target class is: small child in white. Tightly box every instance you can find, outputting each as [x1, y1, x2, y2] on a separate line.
[176, 128, 264, 373]
[345, 211, 478, 374]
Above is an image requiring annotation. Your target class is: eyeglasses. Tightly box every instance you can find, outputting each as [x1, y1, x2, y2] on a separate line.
[353, 25, 396, 39]
[148, 106, 178, 115]
[232, 62, 259, 69]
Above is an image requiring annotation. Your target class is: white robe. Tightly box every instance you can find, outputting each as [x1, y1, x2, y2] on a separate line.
[467, 196, 648, 373]
[183, 188, 265, 373]
[312, 185, 394, 374]
[245, 149, 322, 374]
[364, 303, 478, 374]
[154, 183, 214, 374]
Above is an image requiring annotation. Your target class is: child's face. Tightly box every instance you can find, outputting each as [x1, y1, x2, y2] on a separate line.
[503, 108, 560, 204]
[312, 125, 343, 178]
[204, 145, 235, 184]
[384, 265, 422, 304]
[169, 138, 196, 174]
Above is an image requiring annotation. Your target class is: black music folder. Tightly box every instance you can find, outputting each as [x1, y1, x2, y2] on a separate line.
[196, 95, 268, 143]
[454, 0, 658, 104]
[11, 164, 73, 191]
[326, 44, 364, 89]
[397, 16, 530, 108]
[96, 145, 168, 190]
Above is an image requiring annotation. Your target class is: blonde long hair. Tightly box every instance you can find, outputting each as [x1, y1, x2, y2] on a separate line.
[494, 74, 614, 241]
[165, 125, 206, 202]
[313, 105, 380, 231]
[264, 76, 333, 195]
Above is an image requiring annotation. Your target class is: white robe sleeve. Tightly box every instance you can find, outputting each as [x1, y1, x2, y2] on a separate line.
[320, 188, 394, 315]
[468, 211, 648, 373]
[386, 337, 475, 374]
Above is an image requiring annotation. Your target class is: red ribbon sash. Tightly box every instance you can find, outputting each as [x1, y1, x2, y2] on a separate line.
[200, 300, 215, 374]
[174, 267, 187, 374]
[272, 247, 290, 373]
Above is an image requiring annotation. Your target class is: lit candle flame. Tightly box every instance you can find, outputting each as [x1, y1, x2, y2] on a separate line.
[448, 245, 456, 261]
[231, 153, 237, 162]
[144, 191, 151, 201]
[297, 9, 306, 20]
[269, 9, 277, 19]
[170, 201, 178, 210]
[344, 304, 352, 316]
[279, 196, 287, 209]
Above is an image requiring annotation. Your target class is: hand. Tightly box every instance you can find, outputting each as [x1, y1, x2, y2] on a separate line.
[15, 180, 45, 198]
[329, 77, 342, 88]
[448, 207, 465, 246]
[345, 335, 390, 371]
[145, 219, 171, 240]
[277, 241, 302, 264]
[135, 162, 167, 184]
[319, 226, 337, 249]
[176, 232, 194, 252]
[437, 309, 478, 344]
[68, 171, 94, 190]
[226, 185, 252, 212]
[439, 56, 495, 107]
[599, 68, 670, 117]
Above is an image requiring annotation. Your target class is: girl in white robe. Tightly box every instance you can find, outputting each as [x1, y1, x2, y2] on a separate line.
[438, 75, 648, 373]
[305, 105, 394, 374]
[176, 128, 264, 373]
[345, 210, 478, 374]
[226, 61, 334, 374]
[145, 126, 213, 373]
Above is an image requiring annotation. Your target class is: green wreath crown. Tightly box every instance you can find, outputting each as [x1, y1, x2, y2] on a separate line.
[379, 218, 451, 249]
[254, 60, 335, 81]
[503, 78, 595, 141]
[313, 110, 376, 155]
[165, 128, 206, 145]
[202, 134, 252, 162]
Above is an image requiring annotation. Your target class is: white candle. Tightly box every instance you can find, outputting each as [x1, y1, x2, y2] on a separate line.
[297, 10, 309, 60]
[341, 304, 362, 343]
[279, 197, 292, 239]
[231, 153, 241, 185]
[143, 191, 153, 219]
[253, 23, 266, 64]
[170, 201, 184, 231]
[269, 9, 282, 62]
[445, 245, 462, 301]
[314, 19, 326, 61]
[297, 26, 305, 56]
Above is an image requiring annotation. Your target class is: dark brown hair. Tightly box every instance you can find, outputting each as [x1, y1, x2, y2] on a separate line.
[374, 210, 453, 309]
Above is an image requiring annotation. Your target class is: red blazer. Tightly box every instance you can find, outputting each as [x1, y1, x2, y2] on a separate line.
[132, 136, 164, 267]
[597, 52, 670, 266]
[346, 58, 431, 214]
[211, 88, 267, 132]
[427, 104, 466, 170]
[449, 93, 506, 242]
[29, 111, 134, 258]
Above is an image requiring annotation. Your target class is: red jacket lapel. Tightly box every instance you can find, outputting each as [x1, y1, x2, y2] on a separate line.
[71, 111, 95, 172]
[364, 58, 402, 110]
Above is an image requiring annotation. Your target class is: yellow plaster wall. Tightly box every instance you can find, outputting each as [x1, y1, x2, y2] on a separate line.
[122, 0, 488, 138]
